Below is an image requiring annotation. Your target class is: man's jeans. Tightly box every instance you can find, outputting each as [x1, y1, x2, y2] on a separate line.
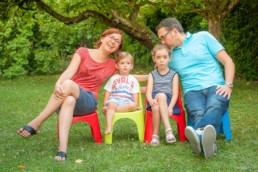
[184, 86, 229, 133]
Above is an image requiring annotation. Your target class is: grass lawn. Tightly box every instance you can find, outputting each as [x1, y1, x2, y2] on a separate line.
[0, 75, 257, 171]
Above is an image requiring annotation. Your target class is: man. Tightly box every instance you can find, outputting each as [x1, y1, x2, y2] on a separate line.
[156, 18, 235, 158]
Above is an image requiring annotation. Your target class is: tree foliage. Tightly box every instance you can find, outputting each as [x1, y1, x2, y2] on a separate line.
[222, 0, 258, 80]
[0, 0, 256, 80]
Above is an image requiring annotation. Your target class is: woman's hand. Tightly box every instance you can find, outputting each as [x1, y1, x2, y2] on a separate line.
[54, 83, 65, 99]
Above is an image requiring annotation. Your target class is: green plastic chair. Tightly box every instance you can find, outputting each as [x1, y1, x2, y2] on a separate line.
[104, 84, 145, 144]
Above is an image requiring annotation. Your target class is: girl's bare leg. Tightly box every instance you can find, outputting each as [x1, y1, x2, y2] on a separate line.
[152, 105, 161, 136]
[156, 94, 173, 136]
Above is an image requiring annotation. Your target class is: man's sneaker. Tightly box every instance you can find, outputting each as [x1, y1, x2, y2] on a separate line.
[185, 126, 201, 154]
[202, 125, 217, 158]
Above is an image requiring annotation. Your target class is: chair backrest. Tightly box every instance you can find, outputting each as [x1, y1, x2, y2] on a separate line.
[173, 87, 184, 115]
[137, 83, 143, 109]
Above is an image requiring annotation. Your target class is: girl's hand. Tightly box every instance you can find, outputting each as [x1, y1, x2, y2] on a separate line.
[150, 99, 158, 106]
[168, 105, 173, 116]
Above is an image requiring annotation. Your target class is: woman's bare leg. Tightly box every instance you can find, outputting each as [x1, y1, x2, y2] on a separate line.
[18, 80, 80, 137]
[55, 96, 76, 161]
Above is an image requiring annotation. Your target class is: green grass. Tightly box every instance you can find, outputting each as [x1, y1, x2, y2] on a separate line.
[0, 75, 257, 171]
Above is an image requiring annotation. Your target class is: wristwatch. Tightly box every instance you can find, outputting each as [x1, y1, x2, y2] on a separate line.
[225, 82, 233, 88]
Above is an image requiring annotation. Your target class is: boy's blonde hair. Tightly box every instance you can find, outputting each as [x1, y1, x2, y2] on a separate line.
[151, 44, 171, 57]
[115, 51, 134, 64]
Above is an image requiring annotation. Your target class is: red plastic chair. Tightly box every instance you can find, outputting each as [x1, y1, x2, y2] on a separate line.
[144, 88, 187, 142]
[57, 111, 102, 143]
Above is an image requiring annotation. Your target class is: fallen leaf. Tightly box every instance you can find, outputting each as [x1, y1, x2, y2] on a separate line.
[75, 159, 83, 164]
[18, 165, 26, 170]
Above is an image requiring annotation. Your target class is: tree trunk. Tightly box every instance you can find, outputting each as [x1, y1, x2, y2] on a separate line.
[208, 16, 222, 41]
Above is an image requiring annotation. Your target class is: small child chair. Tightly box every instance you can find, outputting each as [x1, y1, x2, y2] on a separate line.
[187, 109, 232, 141]
[57, 111, 102, 143]
[144, 87, 187, 143]
[104, 85, 145, 144]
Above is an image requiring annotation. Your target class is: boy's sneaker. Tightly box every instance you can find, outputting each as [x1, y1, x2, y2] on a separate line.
[185, 126, 201, 154]
[202, 125, 217, 158]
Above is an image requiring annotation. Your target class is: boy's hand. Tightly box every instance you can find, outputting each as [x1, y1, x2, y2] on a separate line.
[102, 107, 107, 113]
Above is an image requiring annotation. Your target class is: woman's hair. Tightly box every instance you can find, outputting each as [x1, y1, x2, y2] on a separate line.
[95, 28, 123, 51]
[115, 51, 134, 64]
[151, 44, 171, 57]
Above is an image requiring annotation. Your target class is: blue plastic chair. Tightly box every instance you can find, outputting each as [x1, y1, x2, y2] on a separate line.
[187, 110, 232, 141]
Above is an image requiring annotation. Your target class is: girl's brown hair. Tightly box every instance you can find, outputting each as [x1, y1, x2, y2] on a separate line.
[95, 28, 123, 51]
[151, 44, 171, 57]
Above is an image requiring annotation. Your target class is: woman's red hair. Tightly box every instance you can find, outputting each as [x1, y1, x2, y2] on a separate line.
[95, 28, 123, 51]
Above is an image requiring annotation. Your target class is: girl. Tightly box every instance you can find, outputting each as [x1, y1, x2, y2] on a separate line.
[146, 44, 179, 146]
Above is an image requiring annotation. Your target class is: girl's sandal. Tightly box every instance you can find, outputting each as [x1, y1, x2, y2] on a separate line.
[165, 128, 176, 143]
[150, 135, 160, 146]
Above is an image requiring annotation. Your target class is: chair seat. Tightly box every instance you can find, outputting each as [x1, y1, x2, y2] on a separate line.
[104, 109, 145, 144]
[57, 111, 102, 143]
[104, 83, 145, 144]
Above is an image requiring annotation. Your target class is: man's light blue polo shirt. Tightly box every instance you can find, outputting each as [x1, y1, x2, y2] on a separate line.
[168, 31, 225, 94]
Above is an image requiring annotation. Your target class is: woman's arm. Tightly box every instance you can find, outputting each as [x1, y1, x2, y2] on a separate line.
[56, 53, 81, 86]
[133, 74, 148, 82]
[54, 53, 81, 98]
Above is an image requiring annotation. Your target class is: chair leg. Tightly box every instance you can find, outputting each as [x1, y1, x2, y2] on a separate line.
[90, 124, 102, 143]
[104, 117, 117, 144]
[135, 117, 145, 143]
[222, 111, 232, 141]
[171, 114, 187, 142]
[177, 122, 187, 142]
[104, 131, 113, 144]
[144, 111, 153, 143]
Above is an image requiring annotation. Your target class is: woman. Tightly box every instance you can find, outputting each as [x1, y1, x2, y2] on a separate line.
[17, 28, 123, 161]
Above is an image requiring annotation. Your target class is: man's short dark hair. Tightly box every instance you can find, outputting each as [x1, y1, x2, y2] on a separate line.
[156, 18, 184, 33]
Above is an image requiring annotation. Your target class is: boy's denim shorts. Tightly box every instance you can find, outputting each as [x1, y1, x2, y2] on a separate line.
[56, 86, 97, 116]
[105, 96, 133, 107]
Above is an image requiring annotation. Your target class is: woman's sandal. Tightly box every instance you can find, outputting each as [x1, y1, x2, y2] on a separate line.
[150, 135, 160, 146]
[165, 128, 176, 143]
[17, 125, 38, 138]
[55, 151, 67, 161]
